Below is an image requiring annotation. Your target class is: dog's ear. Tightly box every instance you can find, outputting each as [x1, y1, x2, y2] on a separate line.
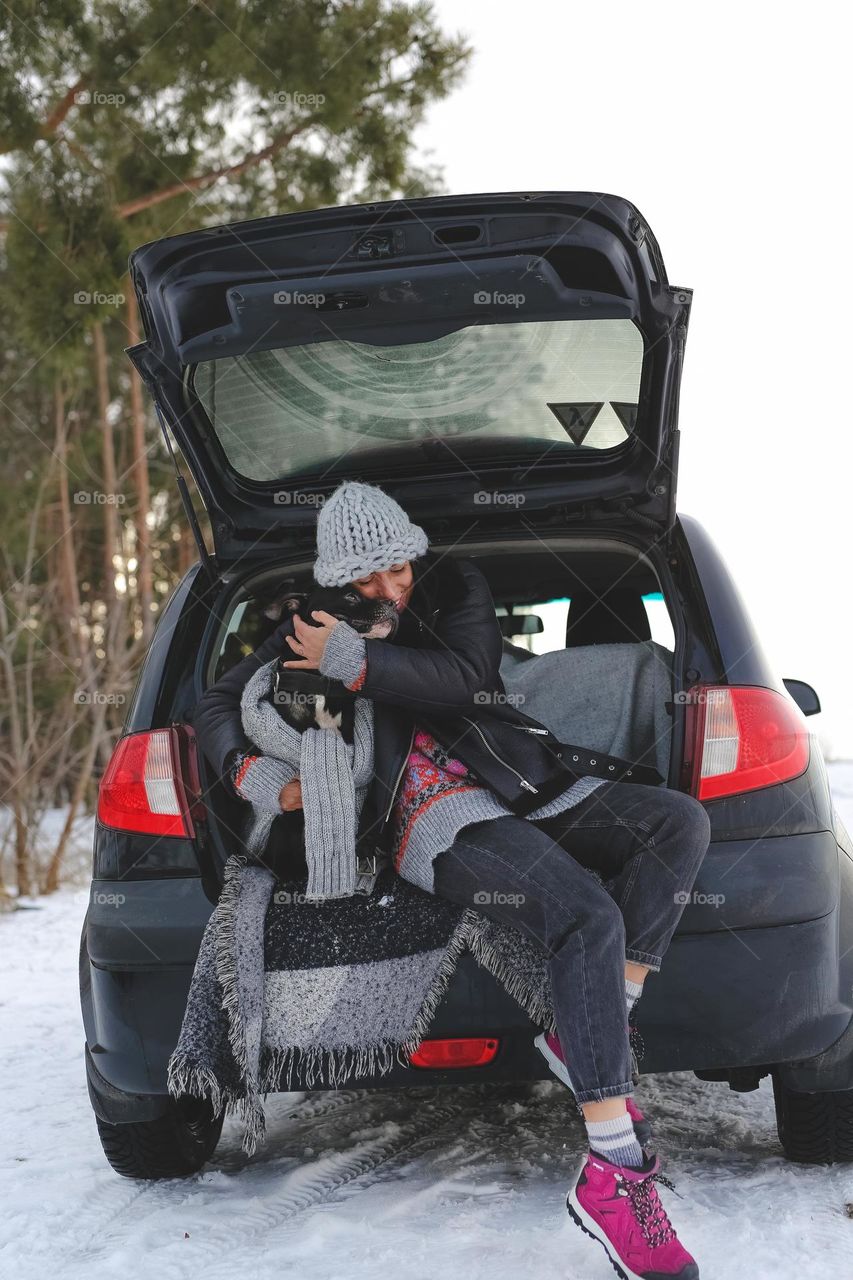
[280, 592, 309, 618]
[263, 590, 309, 622]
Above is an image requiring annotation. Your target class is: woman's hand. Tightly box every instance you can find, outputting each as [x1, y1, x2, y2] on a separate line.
[279, 778, 303, 811]
[280, 611, 340, 670]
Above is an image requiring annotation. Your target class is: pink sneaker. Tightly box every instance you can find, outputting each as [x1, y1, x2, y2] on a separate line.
[533, 1029, 652, 1148]
[567, 1148, 699, 1280]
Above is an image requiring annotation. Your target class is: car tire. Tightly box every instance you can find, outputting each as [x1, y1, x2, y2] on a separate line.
[772, 1072, 853, 1164]
[94, 1095, 225, 1179]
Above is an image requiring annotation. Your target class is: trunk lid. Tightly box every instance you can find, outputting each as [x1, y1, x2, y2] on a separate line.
[127, 191, 691, 562]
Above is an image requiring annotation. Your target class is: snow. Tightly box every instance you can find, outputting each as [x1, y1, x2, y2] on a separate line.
[2, 767, 853, 1278]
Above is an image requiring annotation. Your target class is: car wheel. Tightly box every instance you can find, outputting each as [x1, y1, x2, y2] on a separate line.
[94, 1095, 225, 1179]
[772, 1072, 853, 1164]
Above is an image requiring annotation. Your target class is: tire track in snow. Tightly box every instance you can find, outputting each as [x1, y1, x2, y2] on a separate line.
[60, 1089, 387, 1271]
[244, 1096, 471, 1221]
[69, 1086, 492, 1277]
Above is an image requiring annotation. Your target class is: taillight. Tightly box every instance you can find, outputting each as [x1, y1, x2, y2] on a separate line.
[408, 1037, 499, 1069]
[97, 727, 198, 837]
[683, 684, 810, 801]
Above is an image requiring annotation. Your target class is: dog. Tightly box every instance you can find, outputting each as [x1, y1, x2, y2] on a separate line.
[258, 583, 398, 883]
[270, 584, 399, 743]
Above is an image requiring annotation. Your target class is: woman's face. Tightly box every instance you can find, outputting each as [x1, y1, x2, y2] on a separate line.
[350, 560, 414, 614]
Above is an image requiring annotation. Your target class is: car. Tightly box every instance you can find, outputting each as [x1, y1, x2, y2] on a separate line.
[79, 191, 853, 1179]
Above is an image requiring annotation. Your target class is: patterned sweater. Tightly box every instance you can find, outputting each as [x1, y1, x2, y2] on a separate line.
[318, 616, 607, 895]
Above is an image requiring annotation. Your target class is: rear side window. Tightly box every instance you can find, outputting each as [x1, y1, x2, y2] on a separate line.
[210, 586, 299, 683]
[497, 592, 674, 654]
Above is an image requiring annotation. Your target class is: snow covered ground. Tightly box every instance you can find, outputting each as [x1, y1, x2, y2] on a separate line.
[2, 766, 853, 1279]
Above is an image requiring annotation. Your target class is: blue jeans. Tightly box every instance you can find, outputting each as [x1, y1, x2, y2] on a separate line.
[431, 781, 711, 1104]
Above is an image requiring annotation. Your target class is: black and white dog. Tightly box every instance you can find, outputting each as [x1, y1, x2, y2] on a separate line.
[268, 583, 399, 743]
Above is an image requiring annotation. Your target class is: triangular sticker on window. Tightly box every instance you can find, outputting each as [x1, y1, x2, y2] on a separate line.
[610, 402, 639, 434]
[546, 402, 604, 445]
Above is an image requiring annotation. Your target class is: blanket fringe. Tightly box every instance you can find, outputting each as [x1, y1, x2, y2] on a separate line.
[211, 852, 269, 1154]
[166, 1056, 226, 1117]
[212, 854, 255, 1086]
[462, 912, 558, 1034]
[260, 1040, 399, 1095]
[167, 1053, 268, 1155]
[396, 910, 485, 1060]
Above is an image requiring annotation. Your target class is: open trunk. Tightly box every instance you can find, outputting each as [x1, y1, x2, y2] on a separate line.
[127, 191, 691, 564]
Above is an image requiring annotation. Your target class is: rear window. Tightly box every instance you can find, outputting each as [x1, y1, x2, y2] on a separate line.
[191, 317, 644, 483]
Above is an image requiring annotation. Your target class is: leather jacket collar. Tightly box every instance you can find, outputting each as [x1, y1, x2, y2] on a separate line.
[402, 550, 469, 640]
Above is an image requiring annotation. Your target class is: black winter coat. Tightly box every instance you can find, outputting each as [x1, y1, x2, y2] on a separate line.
[192, 550, 588, 857]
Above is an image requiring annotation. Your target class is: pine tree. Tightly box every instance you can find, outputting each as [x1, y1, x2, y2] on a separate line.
[0, 1, 471, 893]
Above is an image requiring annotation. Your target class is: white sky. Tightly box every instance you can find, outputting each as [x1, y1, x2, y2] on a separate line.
[414, 0, 853, 759]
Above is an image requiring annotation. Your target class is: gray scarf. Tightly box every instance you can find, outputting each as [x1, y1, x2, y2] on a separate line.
[239, 659, 376, 900]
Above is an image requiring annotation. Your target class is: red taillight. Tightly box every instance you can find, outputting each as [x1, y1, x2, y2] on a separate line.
[97, 727, 198, 837]
[408, 1037, 500, 1069]
[683, 684, 810, 801]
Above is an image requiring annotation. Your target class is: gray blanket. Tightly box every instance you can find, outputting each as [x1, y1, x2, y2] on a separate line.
[167, 853, 557, 1156]
[500, 639, 673, 777]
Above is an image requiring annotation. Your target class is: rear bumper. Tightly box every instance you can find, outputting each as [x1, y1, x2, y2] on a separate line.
[81, 827, 853, 1116]
[635, 910, 851, 1074]
[82, 922, 853, 1116]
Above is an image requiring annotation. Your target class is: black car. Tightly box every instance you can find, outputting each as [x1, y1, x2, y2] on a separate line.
[79, 191, 853, 1178]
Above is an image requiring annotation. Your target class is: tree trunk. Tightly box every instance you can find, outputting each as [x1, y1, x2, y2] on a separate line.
[93, 319, 129, 742]
[0, 614, 33, 898]
[54, 378, 84, 668]
[44, 700, 106, 893]
[93, 321, 119, 608]
[50, 377, 101, 892]
[178, 521, 196, 576]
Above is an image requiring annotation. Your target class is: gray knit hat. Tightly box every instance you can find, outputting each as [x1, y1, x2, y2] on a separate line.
[313, 480, 429, 587]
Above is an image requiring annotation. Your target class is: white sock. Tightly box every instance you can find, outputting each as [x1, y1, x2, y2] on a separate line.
[626, 977, 644, 1016]
[585, 1112, 645, 1168]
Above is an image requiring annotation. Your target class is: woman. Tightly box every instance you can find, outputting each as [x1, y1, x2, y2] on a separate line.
[194, 479, 710, 1280]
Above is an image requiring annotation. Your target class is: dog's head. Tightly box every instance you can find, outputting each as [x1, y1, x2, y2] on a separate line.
[274, 584, 400, 640]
